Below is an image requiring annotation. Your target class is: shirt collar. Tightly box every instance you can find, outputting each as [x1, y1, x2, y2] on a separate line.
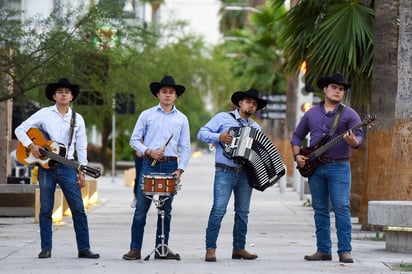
[156, 103, 176, 113]
[232, 109, 250, 125]
[320, 101, 341, 115]
[51, 104, 71, 117]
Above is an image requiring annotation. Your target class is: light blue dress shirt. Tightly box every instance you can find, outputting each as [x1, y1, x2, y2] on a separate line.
[130, 104, 191, 171]
[197, 109, 261, 167]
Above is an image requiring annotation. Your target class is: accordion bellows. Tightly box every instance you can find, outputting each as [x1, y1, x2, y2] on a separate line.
[224, 127, 286, 191]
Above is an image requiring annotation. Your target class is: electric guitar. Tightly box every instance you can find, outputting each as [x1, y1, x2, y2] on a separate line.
[298, 114, 376, 178]
[16, 128, 101, 178]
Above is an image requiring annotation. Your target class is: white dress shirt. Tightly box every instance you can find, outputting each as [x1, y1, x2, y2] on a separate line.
[15, 105, 88, 165]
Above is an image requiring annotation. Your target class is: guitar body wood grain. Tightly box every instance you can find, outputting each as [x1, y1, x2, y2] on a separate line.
[16, 128, 101, 178]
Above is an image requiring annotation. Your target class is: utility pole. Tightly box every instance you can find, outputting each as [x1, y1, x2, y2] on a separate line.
[293, 62, 313, 200]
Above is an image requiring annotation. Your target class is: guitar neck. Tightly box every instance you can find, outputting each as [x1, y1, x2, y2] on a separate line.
[309, 121, 366, 159]
[41, 149, 101, 178]
[41, 149, 80, 170]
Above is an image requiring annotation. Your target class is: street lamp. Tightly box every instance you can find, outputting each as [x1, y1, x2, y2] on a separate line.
[294, 61, 313, 200]
[296, 61, 313, 126]
[112, 97, 116, 183]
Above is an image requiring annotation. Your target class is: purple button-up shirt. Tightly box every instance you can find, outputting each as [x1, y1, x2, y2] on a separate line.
[291, 101, 363, 160]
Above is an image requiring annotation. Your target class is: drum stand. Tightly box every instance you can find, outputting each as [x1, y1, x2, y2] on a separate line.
[143, 195, 180, 261]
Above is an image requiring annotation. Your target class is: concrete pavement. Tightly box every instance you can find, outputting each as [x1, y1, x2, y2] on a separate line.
[1, 152, 411, 274]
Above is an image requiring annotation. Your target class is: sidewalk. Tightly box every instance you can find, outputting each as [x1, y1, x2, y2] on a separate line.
[1, 152, 411, 274]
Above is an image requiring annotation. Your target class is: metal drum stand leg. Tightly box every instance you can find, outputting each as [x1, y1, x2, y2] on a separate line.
[144, 195, 180, 261]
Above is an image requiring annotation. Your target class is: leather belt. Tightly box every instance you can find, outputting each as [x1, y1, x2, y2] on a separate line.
[215, 163, 243, 172]
[319, 158, 349, 164]
[144, 156, 178, 162]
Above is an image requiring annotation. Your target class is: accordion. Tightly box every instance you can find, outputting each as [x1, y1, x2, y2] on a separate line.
[223, 126, 286, 191]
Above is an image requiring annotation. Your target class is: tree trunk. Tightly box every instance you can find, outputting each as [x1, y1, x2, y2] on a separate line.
[396, 0, 412, 120]
[0, 48, 13, 181]
[359, 1, 412, 228]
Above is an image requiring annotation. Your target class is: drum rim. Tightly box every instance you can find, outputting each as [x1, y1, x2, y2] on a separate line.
[142, 172, 176, 178]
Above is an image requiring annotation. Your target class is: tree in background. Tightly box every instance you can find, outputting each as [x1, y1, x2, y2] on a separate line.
[272, 0, 412, 224]
[218, 0, 249, 34]
[359, 0, 412, 227]
[273, 0, 374, 110]
[218, 2, 287, 94]
[270, 0, 375, 217]
[0, 1, 237, 172]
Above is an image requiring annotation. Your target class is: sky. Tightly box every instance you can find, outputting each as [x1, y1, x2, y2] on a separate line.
[160, 0, 221, 45]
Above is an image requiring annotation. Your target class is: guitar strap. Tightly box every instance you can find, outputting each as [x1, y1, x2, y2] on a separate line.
[67, 108, 76, 158]
[329, 104, 345, 136]
[228, 111, 254, 127]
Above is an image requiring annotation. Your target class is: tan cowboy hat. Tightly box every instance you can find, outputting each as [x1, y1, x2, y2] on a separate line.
[231, 88, 267, 111]
[149, 76, 186, 97]
[45, 78, 80, 101]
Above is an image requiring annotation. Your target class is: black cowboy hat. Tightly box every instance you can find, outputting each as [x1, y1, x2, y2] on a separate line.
[45, 78, 80, 101]
[149, 76, 186, 97]
[317, 73, 351, 90]
[231, 88, 267, 111]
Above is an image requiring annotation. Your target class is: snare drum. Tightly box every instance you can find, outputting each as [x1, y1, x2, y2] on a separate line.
[142, 173, 178, 195]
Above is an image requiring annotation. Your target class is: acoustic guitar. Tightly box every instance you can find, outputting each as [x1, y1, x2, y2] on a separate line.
[16, 128, 101, 178]
[297, 114, 376, 178]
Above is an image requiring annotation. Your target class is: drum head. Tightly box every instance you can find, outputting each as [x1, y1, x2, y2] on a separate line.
[143, 172, 176, 179]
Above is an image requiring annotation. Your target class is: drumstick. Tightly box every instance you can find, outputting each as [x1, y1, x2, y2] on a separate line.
[151, 133, 174, 167]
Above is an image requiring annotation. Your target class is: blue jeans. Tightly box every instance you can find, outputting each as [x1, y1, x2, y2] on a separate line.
[133, 156, 143, 195]
[206, 167, 252, 250]
[37, 165, 90, 250]
[129, 159, 177, 250]
[308, 161, 352, 255]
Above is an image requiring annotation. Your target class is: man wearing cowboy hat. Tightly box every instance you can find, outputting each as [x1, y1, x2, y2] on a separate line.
[15, 78, 99, 259]
[291, 73, 363, 263]
[123, 75, 191, 260]
[197, 88, 267, 262]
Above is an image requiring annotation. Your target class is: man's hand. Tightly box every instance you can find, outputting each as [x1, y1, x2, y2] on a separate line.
[172, 169, 184, 182]
[28, 143, 42, 158]
[295, 154, 309, 168]
[77, 173, 86, 188]
[343, 130, 359, 148]
[219, 132, 233, 144]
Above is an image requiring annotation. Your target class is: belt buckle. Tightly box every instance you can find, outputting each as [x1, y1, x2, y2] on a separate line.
[319, 158, 328, 164]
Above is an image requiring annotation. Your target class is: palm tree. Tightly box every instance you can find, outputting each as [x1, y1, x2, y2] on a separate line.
[273, 0, 374, 110]
[219, 3, 287, 93]
[272, 0, 375, 216]
[359, 0, 412, 228]
[218, 0, 248, 34]
[274, 0, 412, 226]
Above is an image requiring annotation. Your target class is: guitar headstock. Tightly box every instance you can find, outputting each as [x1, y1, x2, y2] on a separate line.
[364, 114, 376, 125]
[81, 166, 101, 179]
[364, 114, 377, 127]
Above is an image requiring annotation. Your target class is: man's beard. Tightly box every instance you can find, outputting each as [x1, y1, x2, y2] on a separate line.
[243, 109, 253, 116]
